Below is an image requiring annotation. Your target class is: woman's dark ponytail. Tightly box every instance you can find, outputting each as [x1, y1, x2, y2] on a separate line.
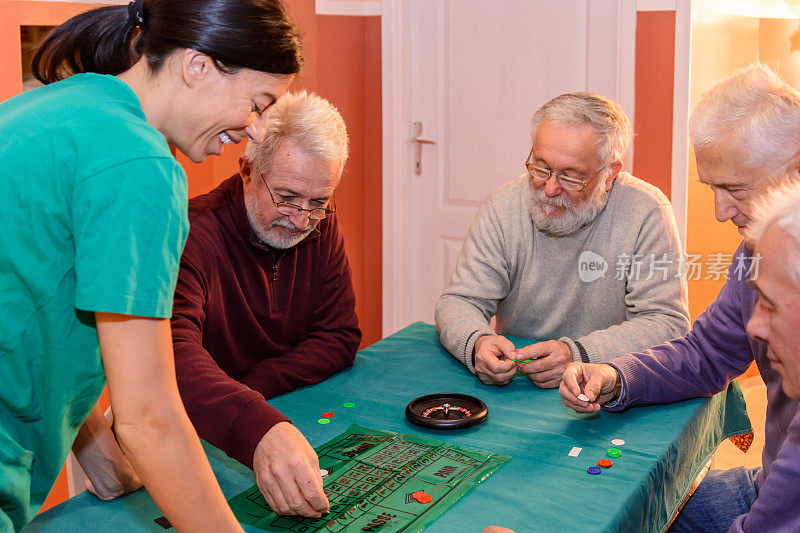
[32, 0, 302, 86]
[32, 5, 140, 84]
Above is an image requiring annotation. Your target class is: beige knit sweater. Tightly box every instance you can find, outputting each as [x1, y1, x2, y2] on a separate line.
[435, 172, 690, 373]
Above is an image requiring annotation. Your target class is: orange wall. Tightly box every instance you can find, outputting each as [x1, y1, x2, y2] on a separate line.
[633, 9, 765, 322]
[0, 1, 93, 100]
[687, 11, 759, 320]
[633, 10, 675, 200]
[315, 14, 382, 348]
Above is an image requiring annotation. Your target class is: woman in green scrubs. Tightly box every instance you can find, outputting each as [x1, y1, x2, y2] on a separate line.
[0, 1, 300, 530]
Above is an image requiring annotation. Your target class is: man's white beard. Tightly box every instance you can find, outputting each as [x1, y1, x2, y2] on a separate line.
[245, 187, 315, 249]
[527, 180, 610, 236]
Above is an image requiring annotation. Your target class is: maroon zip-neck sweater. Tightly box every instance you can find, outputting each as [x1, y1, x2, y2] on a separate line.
[171, 175, 361, 468]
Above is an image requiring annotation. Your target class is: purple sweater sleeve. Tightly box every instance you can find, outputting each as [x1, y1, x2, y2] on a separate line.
[605, 246, 756, 410]
[240, 216, 361, 397]
[171, 238, 290, 469]
[729, 409, 800, 532]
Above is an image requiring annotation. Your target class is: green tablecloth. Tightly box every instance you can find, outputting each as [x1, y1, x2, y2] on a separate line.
[26, 322, 751, 533]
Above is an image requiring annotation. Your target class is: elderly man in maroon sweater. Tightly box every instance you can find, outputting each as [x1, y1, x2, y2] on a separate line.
[171, 91, 360, 519]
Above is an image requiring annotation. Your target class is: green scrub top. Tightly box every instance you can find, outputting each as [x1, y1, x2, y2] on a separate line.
[0, 73, 188, 531]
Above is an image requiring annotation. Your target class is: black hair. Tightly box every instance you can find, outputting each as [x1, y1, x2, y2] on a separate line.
[32, 0, 302, 84]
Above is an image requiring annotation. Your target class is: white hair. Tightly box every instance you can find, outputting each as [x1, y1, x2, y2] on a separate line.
[529, 92, 632, 166]
[745, 178, 800, 286]
[690, 63, 800, 172]
[244, 90, 349, 171]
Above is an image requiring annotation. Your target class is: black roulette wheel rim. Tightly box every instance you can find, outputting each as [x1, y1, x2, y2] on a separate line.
[405, 393, 488, 429]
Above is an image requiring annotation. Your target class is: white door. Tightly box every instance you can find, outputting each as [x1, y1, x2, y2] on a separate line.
[383, 0, 638, 333]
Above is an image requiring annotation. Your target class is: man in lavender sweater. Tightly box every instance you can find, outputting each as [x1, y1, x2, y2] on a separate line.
[558, 64, 800, 532]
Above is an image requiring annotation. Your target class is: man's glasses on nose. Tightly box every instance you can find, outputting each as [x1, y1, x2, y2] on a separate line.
[257, 170, 335, 221]
[525, 148, 607, 191]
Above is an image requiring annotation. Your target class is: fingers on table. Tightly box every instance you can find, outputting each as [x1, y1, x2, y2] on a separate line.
[297, 464, 329, 514]
[259, 466, 328, 517]
[583, 371, 610, 403]
[477, 366, 517, 386]
[559, 366, 597, 412]
[517, 340, 556, 359]
[525, 367, 564, 388]
[490, 336, 517, 358]
[476, 351, 517, 385]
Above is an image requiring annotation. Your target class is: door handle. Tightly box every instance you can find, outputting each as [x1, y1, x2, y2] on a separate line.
[412, 121, 436, 175]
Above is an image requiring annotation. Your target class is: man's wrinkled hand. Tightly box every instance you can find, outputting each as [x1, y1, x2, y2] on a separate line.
[559, 362, 621, 413]
[473, 335, 518, 386]
[253, 422, 329, 518]
[515, 340, 572, 388]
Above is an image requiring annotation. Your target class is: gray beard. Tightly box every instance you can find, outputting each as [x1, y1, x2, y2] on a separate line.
[244, 187, 315, 249]
[527, 181, 609, 236]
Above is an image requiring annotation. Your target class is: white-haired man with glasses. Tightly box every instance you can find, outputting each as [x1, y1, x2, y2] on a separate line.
[436, 92, 690, 387]
[171, 91, 360, 519]
[558, 64, 800, 533]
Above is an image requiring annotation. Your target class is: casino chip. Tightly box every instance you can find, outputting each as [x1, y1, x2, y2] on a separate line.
[343, 402, 355, 408]
[577, 393, 590, 402]
[514, 358, 535, 376]
[607, 448, 622, 458]
[611, 438, 626, 446]
[587, 466, 602, 475]
[405, 393, 488, 429]
[597, 459, 613, 468]
[322, 412, 335, 418]
[317, 418, 331, 425]
[412, 491, 433, 504]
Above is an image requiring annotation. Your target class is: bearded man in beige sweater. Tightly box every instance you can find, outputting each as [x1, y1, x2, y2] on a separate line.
[436, 92, 690, 388]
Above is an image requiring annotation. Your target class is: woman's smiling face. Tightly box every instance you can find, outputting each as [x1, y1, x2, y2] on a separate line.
[169, 52, 294, 163]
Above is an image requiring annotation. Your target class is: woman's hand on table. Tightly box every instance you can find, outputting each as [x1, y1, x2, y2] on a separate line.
[71, 402, 143, 501]
[85, 469, 142, 501]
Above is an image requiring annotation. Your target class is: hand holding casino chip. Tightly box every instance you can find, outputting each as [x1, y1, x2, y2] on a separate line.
[559, 362, 621, 413]
[515, 340, 572, 388]
[473, 334, 519, 386]
[252, 422, 329, 518]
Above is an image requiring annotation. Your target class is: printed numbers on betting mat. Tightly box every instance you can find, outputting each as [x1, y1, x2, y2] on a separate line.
[228, 425, 509, 532]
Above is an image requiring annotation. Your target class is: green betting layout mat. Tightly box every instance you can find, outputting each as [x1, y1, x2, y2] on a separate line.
[228, 425, 510, 532]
